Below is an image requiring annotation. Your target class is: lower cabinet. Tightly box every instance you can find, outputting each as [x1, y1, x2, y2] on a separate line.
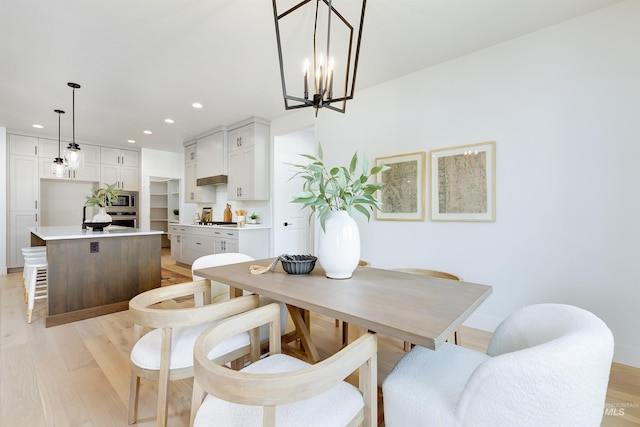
[182, 233, 216, 265]
[169, 225, 268, 265]
[213, 229, 238, 254]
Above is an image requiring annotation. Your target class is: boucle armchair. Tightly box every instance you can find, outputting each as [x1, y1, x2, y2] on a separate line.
[382, 303, 614, 426]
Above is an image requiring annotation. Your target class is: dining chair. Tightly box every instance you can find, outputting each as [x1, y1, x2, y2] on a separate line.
[128, 281, 260, 427]
[191, 252, 289, 338]
[191, 302, 378, 427]
[390, 268, 462, 350]
[382, 303, 614, 427]
[191, 252, 255, 304]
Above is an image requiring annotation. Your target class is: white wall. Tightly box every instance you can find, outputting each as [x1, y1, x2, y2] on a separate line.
[0, 128, 7, 275]
[271, 1, 640, 367]
[40, 180, 92, 226]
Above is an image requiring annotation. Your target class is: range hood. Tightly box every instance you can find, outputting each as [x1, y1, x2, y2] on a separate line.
[196, 175, 228, 186]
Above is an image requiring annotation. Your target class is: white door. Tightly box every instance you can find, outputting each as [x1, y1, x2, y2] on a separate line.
[273, 128, 315, 255]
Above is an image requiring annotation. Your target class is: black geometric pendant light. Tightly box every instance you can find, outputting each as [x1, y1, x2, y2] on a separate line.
[272, 0, 366, 115]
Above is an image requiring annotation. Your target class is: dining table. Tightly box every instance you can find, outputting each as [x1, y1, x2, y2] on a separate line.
[194, 258, 492, 363]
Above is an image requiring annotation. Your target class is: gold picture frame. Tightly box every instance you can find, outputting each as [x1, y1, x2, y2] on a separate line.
[201, 207, 212, 222]
[375, 151, 426, 221]
[430, 141, 496, 222]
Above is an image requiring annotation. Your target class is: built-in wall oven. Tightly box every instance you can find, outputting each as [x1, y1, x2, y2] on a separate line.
[106, 191, 138, 228]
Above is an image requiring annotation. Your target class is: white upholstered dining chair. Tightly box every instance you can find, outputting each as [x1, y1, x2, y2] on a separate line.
[191, 302, 378, 427]
[128, 282, 260, 427]
[191, 252, 289, 338]
[191, 252, 255, 304]
[382, 303, 614, 427]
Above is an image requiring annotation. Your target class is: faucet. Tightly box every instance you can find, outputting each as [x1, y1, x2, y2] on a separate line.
[82, 206, 87, 229]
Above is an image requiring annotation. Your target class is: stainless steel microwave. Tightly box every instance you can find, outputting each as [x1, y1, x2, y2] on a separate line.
[111, 191, 137, 207]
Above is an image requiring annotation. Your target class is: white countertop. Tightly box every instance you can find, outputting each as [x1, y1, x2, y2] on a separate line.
[29, 226, 165, 241]
[174, 223, 271, 230]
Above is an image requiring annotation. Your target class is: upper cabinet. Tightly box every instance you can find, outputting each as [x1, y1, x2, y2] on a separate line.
[184, 141, 216, 203]
[38, 138, 100, 181]
[100, 147, 140, 191]
[9, 134, 39, 156]
[227, 118, 270, 200]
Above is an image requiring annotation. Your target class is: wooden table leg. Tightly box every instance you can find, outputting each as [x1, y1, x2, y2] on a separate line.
[281, 304, 320, 363]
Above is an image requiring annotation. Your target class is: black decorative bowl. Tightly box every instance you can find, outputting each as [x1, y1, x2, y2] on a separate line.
[85, 221, 112, 231]
[280, 255, 317, 275]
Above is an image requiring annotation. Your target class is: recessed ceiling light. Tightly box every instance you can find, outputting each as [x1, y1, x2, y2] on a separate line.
[128, 139, 136, 144]
[164, 118, 175, 124]
[32, 124, 43, 129]
[192, 102, 203, 109]
[143, 130, 152, 135]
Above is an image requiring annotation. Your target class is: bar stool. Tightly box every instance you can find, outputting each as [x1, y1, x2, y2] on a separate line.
[22, 247, 48, 323]
[22, 247, 47, 303]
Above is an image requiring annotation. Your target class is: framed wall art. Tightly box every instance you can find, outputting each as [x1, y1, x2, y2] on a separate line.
[430, 141, 496, 222]
[375, 151, 426, 221]
[201, 207, 212, 222]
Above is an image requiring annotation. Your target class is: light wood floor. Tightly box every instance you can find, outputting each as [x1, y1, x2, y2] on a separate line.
[1, 253, 638, 426]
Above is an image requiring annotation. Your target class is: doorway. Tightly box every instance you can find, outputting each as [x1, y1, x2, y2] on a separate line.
[273, 128, 315, 255]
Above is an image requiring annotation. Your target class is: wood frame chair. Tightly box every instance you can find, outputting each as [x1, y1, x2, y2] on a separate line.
[191, 303, 378, 427]
[128, 281, 260, 427]
[390, 268, 462, 350]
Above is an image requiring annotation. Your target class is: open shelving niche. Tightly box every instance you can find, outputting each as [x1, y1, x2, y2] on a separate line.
[149, 177, 180, 248]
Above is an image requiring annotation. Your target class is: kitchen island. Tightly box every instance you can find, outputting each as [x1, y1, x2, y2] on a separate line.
[30, 226, 164, 327]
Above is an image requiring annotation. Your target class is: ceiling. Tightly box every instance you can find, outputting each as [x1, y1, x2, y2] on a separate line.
[0, 0, 621, 153]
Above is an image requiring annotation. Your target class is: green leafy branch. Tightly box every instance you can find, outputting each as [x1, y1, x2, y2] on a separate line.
[289, 144, 390, 231]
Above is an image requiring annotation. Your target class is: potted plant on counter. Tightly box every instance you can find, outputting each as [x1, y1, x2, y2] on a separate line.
[85, 182, 121, 224]
[249, 212, 260, 224]
[289, 144, 389, 279]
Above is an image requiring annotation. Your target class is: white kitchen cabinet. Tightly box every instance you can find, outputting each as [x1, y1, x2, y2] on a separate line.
[168, 225, 268, 265]
[8, 153, 39, 268]
[8, 211, 39, 268]
[39, 139, 100, 180]
[169, 225, 184, 261]
[101, 147, 139, 166]
[184, 141, 215, 203]
[38, 139, 101, 164]
[185, 143, 197, 163]
[39, 158, 100, 181]
[100, 147, 139, 190]
[182, 233, 216, 265]
[10, 155, 39, 212]
[101, 163, 139, 190]
[227, 118, 269, 200]
[213, 229, 238, 254]
[196, 129, 226, 178]
[9, 134, 38, 156]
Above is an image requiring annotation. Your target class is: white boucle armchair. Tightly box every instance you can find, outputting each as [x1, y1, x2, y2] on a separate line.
[382, 303, 614, 427]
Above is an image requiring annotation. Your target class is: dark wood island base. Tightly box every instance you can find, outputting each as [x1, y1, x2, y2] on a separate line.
[31, 229, 162, 327]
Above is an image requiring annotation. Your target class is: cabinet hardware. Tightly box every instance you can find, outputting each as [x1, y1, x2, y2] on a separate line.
[283, 222, 290, 226]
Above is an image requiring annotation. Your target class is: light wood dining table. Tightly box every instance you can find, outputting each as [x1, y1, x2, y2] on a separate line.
[194, 259, 492, 363]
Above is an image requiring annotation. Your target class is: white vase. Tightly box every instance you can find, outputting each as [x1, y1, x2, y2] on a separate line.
[318, 211, 361, 279]
[92, 206, 112, 223]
